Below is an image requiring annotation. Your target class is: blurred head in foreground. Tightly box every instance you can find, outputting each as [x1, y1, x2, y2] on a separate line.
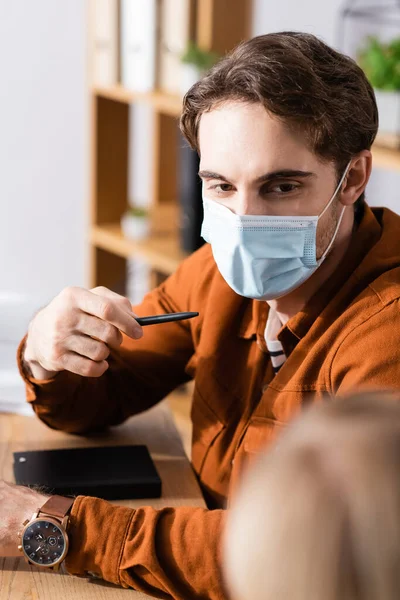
[225, 394, 400, 600]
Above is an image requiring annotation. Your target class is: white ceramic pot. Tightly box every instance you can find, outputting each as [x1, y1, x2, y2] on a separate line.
[374, 89, 400, 136]
[180, 64, 203, 96]
[121, 213, 150, 241]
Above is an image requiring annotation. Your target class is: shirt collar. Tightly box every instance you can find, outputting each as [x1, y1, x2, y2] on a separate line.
[239, 298, 268, 340]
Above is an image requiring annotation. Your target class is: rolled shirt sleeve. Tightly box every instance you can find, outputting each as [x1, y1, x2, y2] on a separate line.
[66, 496, 226, 600]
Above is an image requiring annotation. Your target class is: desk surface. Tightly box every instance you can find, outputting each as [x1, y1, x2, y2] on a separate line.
[0, 399, 204, 599]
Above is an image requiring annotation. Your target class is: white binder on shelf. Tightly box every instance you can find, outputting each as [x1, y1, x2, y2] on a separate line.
[121, 0, 158, 93]
[159, 0, 195, 96]
[89, 0, 119, 87]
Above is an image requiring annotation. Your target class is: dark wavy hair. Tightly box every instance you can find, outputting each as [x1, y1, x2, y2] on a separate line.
[180, 32, 378, 206]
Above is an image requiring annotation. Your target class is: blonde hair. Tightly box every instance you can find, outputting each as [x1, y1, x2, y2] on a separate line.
[224, 393, 400, 600]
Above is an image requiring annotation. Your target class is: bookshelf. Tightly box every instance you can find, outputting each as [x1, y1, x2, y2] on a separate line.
[89, 0, 252, 291]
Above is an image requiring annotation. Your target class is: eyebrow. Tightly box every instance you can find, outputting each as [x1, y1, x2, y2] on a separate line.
[198, 169, 315, 183]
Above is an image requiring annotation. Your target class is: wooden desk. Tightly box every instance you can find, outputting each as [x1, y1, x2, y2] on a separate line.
[0, 400, 205, 599]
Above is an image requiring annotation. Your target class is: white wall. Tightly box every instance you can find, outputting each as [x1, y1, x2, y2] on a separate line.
[0, 1, 87, 412]
[252, 0, 343, 44]
[0, 0, 87, 305]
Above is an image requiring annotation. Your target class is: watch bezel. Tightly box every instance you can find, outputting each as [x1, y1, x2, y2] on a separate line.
[20, 516, 69, 568]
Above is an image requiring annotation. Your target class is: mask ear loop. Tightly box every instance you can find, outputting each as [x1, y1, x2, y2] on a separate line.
[318, 161, 352, 263]
[319, 161, 352, 220]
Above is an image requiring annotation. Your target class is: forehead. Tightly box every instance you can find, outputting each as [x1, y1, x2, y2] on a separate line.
[198, 101, 318, 174]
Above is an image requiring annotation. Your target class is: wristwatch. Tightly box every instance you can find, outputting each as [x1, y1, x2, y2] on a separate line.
[18, 495, 74, 570]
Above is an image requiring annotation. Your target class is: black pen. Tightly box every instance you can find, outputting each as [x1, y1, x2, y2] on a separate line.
[135, 312, 199, 326]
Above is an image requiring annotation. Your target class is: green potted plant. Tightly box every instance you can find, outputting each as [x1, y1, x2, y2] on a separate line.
[180, 41, 219, 95]
[121, 206, 150, 241]
[358, 36, 400, 146]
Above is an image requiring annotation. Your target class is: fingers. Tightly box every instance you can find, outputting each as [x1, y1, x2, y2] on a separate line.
[76, 288, 142, 340]
[90, 287, 133, 313]
[75, 313, 123, 348]
[65, 334, 110, 362]
[25, 286, 143, 380]
[59, 352, 109, 378]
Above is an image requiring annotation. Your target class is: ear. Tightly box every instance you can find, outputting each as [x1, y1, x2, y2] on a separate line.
[338, 150, 372, 207]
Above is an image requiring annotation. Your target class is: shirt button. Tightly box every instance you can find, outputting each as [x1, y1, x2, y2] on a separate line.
[262, 384, 269, 393]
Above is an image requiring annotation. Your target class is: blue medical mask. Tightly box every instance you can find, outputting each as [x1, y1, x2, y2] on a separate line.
[201, 163, 351, 301]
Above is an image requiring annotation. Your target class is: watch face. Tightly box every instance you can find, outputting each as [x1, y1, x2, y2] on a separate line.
[21, 518, 68, 567]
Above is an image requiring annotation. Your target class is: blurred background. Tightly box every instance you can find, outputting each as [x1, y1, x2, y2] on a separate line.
[1, 0, 399, 422]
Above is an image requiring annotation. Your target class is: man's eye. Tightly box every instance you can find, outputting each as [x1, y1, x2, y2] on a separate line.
[269, 183, 299, 194]
[212, 183, 233, 193]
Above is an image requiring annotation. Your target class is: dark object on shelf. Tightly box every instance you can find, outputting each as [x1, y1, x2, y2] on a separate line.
[14, 445, 162, 500]
[178, 135, 205, 254]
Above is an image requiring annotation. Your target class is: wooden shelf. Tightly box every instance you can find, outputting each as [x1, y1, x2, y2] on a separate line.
[93, 85, 183, 118]
[91, 222, 188, 275]
[372, 144, 400, 171]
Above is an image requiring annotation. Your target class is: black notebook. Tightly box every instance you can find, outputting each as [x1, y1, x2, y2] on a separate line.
[13, 445, 162, 500]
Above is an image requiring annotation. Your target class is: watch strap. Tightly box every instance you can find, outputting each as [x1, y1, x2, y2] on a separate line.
[39, 495, 74, 519]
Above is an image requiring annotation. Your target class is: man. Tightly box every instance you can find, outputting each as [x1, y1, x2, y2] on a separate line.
[2, 32, 400, 599]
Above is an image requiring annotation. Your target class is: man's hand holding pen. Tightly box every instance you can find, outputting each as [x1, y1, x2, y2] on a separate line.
[23, 286, 198, 381]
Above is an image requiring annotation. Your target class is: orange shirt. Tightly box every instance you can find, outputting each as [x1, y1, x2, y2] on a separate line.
[18, 205, 400, 599]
